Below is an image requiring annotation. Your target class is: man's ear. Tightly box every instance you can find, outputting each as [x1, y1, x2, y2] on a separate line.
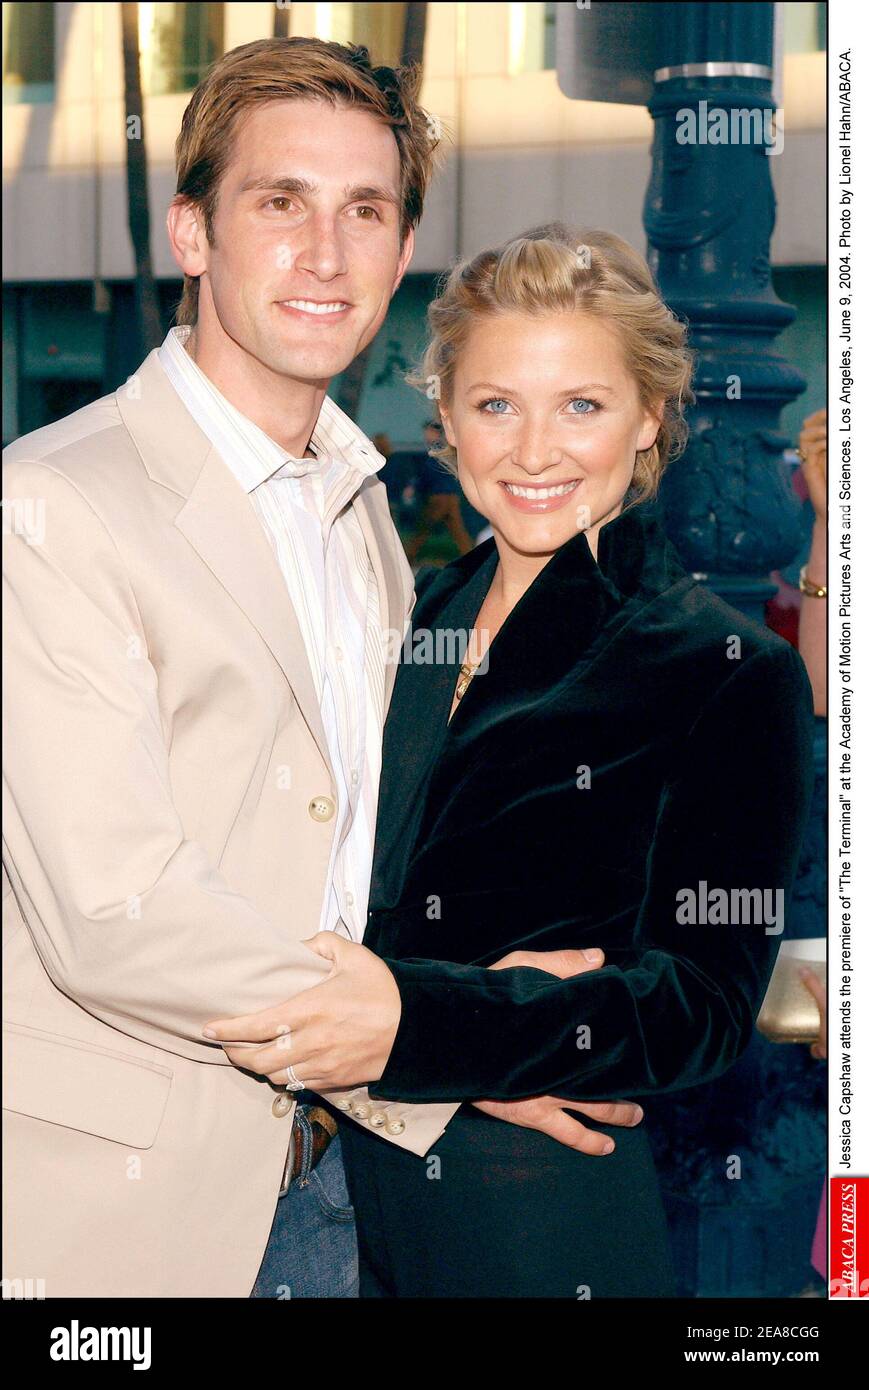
[166, 197, 209, 280]
[391, 225, 416, 295]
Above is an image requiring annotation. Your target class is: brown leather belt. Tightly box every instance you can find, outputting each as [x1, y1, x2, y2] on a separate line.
[279, 1105, 338, 1195]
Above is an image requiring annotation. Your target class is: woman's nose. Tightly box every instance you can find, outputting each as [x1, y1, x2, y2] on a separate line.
[509, 441, 564, 474]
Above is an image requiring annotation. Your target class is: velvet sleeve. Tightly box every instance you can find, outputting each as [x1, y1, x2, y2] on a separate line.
[374, 643, 815, 1103]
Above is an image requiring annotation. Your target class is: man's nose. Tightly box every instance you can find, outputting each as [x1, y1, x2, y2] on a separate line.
[291, 214, 348, 282]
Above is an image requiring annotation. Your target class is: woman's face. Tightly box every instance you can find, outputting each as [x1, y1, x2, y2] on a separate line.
[440, 310, 661, 562]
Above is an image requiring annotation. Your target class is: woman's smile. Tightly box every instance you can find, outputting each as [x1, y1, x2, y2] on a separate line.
[500, 478, 583, 512]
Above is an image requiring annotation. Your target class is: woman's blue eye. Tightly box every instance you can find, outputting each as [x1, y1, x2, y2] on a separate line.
[567, 398, 598, 414]
[481, 399, 510, 414]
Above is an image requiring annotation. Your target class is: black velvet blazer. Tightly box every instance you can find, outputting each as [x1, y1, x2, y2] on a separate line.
[366, 502, 815, 1105]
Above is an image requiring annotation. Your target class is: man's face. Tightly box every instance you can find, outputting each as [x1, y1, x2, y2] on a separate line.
[179, 99, 414, 384]
[423, 425, 442, 450]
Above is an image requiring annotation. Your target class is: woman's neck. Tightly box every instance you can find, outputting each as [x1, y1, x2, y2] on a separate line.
[491, 521, 602, 612]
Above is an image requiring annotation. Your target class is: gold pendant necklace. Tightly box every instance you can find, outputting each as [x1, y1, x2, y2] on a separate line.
[454, 658, 481, 704]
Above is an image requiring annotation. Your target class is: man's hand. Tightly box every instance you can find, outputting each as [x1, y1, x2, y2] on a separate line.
[203, 934, 401, 1090]
[203, 936, 646, 1156]
[473, 1095, 643, 1154]
[474, 945, 644, 1154]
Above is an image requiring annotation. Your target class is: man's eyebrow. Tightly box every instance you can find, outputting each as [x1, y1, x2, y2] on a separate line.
[238, 175, 399, 206]
[344, 184, 400, 207]
[239, 175, 317, 195]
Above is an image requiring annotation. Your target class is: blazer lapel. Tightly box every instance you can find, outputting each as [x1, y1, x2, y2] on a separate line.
[369, 546, 497, 908]
[369, 504, 689, 912]
[442, 512, 680, 740]
[115, 350, 330, 767]
[174, 448, 330, 763]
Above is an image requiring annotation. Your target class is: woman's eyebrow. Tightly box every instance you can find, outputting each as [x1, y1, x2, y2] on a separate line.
[559, 383, 616, 395]
[465, 381, 616, 395]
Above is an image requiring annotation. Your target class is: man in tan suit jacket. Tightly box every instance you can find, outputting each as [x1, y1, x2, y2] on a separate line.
[2, 37, 639, 1299]
[2, 39, 461, 1299]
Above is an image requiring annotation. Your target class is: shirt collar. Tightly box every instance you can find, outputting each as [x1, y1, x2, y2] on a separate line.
[157, 325, 385, 494]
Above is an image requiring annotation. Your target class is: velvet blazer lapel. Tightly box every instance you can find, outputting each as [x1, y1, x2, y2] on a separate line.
[370, 502, 689, 910]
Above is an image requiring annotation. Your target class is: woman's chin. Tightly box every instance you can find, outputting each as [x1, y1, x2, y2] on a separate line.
[495, 517, 583, 558]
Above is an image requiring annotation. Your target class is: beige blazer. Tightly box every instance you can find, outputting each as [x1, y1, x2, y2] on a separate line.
[1, 349, 458, 1298]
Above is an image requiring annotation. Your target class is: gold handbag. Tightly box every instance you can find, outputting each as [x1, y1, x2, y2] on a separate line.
[756, 939, 825, 1044]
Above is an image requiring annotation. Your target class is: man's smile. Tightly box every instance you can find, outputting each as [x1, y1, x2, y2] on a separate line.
[276, 297, 352, 322]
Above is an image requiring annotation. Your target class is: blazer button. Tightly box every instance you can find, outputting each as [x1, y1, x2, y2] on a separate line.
[308, 795, 336, 822]
[272, 1094, 294, 1119]
[369, 1111, 387, 1128]
[352, 1101, 371, 1120]
[386, 1118, 406, 1136]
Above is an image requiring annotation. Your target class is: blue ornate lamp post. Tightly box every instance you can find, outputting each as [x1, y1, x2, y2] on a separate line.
[641, 3, 825, 1298]
[559, 0, 824, 1296]
[643, 2, 807, 623]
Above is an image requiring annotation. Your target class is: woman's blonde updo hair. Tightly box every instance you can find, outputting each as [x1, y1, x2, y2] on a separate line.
[410, 223, 694, 503]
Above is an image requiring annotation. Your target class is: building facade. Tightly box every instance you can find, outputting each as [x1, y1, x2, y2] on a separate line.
[3, 1, 825, 448]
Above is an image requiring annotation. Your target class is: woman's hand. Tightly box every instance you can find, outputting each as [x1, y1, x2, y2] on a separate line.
[799, 966, 827, 1060]
[798, 407, 827, 523]
[203, 934, 401, 1090]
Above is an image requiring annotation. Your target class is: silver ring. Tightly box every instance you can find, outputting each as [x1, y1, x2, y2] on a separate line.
[285, 1064, 305, 1092]
[654, 62, 773, 83]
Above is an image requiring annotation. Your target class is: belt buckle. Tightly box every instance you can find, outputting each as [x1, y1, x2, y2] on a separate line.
[278, 1113, 297, 1198]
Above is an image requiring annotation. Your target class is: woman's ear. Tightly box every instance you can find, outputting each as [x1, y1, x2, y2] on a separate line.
[439, 402, 457, 448]
[637, 400, 664, 454]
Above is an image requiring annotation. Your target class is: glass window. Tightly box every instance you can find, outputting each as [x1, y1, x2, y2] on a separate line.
[782, 2, 826, 53]
[2, 1, 55, 104]
[139, 2, 224, 97]
[508, 2, 556, 75]
[311, 3, 408, 67]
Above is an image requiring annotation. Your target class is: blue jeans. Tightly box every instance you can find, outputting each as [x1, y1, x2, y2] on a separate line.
[250, 1103, 359, 1298]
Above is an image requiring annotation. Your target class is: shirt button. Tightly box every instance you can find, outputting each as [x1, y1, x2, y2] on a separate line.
[308, 795, 336, 822]
[345, 891, 354, 908]
[352, 1101, 371, 1121]
[386, 1118, 406, 1136]
[272, 1095, 294, 1119]
[334, 646, 344, 662]
[333, 1096, 353, 1111]
[369, 1111, 387, 1128]
[350, 769, 360, 788]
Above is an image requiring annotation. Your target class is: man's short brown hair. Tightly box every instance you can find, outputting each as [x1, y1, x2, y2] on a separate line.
[173, 36, 439, 325]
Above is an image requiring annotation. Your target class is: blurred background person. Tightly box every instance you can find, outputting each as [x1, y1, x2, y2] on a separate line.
[404, 419, 475, 564]
[765, 407, 827, 716]
[372, 430, 420, 531]
[795, 407, 827, 715]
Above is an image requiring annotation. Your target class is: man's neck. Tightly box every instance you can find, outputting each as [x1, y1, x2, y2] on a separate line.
[183, 325, 327, 459]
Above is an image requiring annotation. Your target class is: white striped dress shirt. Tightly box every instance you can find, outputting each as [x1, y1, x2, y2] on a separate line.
[157, 325, 386, 943]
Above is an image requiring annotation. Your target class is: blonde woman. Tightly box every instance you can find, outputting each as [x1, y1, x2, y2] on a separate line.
[211, 226, 815, 1297]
